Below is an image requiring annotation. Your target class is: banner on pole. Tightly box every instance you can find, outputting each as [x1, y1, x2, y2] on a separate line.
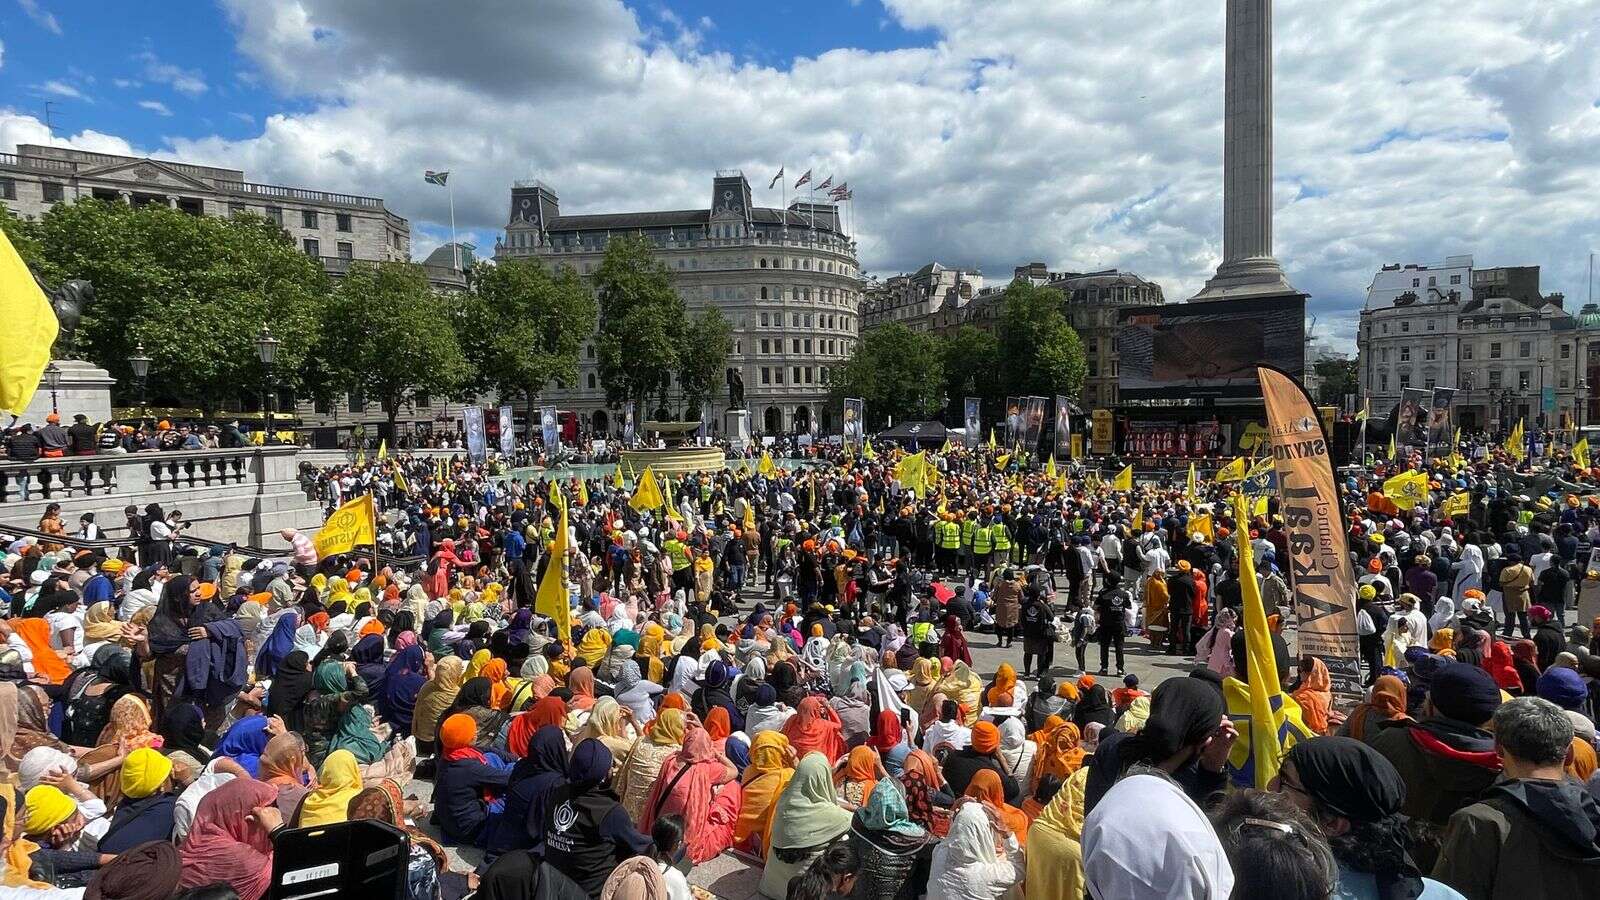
[1258, 366, 1362, 698]
[1021, 396, 1047, 456]
[1004, 397, 1022, 447]
[623, 406, 636, 447]
[497, 405, 515, 457]
[842, 398, 865, 450]
[1091, 409, 1113, 455]
[1053, 395, 1071, 460]
[963, 398, 981, 450]
[540, 405, 559, 449]
[463, 407, 486, 464]
[313, 494, 376, 559]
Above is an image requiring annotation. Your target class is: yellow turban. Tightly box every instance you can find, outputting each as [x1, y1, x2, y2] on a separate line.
[22, 785, 75, 835]
[311, 573, 328, 592]
[120, 747, 173, 799]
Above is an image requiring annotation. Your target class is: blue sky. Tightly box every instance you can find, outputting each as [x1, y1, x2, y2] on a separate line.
[3, 0, 1598, 354]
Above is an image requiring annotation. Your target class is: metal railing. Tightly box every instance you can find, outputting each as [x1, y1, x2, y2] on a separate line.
[214, 179, 386, 210]
[0, 520, 426, 569]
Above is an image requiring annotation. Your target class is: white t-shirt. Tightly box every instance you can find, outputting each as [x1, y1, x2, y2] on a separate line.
[658, 862, 691, 900]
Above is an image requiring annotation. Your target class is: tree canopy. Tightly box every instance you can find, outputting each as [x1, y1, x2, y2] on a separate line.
[458, 257, 595, 418]
[677, 307, 734, 419]
[998, 280, 1087, 400]
[1313, 356, 1359, 406]
[940, 324, 1005, 425]
[592, 236, 686, 416]
[829, 322, 945, 429]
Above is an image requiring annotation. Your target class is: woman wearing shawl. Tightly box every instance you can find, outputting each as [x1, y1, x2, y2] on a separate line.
[5, 683, 74, 776]
[1510, 639, 1541, 695]
[616, 706, 686, 822]
[704, 706, 733, 753]
[1482, 639, 1522, 692]
[963, 769, 1030, 846]
[431, 713, 514, 846]
[759, 752, 854, 899]
[301, 659, 370, 766]
[296, 748, 363, 827]
[905, 657, 940, 722]
[77, 602, 126, 667]
[928, 800, 1023, 900]
[255, 613, 298, 680]
[348, 779, 449, 900]
[782, 696, 847, 764]
[1338, 674, 1413, 745]
[465, 648, 492, 682]
[411, 655, 464, 754]
[834, 745, 884, 808]
[216, 715, 272, 777]
[377, 645, 428, 737]
[1292, 655, 1335, 735]
[743, 683, 793, 738]
[736, 731, 796, 855]
[524, 696, 569, 733]
[849, 780, 932, 900]
[259, 732, 315, 821]
[487, 724, 568, 860]
[540, 738, 653, 897]
[427, 539, 461, 599]
[939, 614, 972, 667]
[984, 663, 1019, 709]
[1025, 764, 1087, 900]
[867, 710, 910, 776]
[96, 694, 160, 754]
[1071, 676, 1114, 730]
[143, 576, 203, 725]
[580, 698, 636, 778]
[1194, 606, 1238, 678]
[479, 657, 513, 712]
[576, 627, 612, 669]
[641, 726, 743, 864]
[351, 633, 388, 689]
[176, 777, 280, 900]
[1029, 720, 1085, 792]
[568, 665, 598, 712]
[994, 718, 1036, 789]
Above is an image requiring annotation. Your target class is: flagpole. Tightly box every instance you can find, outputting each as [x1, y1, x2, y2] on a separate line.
[447, 179, 459, 272]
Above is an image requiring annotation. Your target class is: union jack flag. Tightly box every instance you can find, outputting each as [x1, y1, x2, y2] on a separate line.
[829, 182, 849, 199]
[816, 174, 833, 191]
[793, 169, 812, 189]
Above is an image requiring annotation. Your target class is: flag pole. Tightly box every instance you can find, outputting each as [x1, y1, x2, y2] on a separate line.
[447, 178, 459, 272]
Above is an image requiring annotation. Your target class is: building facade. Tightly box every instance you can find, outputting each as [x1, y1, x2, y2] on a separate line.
[860, 263, 983, 335]
[494, 171, 862, 436]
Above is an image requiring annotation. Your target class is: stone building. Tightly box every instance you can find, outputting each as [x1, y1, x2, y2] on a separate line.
[495, 171, 862, 436]
[860, 263, 983, 335]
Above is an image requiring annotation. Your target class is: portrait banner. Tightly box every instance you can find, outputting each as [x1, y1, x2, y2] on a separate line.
[463, 406, 486, 464]
[623, 406, 636, 447]
[1396, 387, 1431, 454]
[497, 405, 515, 457]
[1004, 396, 1022, 447]
[1022, 396, 1047, 456]
[963, 398, 981, 449]
[842, 398, 865, 450]
[1053, 395, 1072, 460]
[1427, 387, 1456, 447]
[1258, 366, 1362, 699]
[540, 405, 559, 450]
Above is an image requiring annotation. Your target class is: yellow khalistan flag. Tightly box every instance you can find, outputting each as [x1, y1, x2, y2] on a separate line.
[1505, 419, 1525, 461]
[612, 465, 626, 489]
[1189, 513, 1214, 541]
[576, 477, 589, 506]
[1576, 437, 1591, 470]
[757, 451, 777, 476]
[1044, 456, 1057, 479]
[1230, 491, 1289, 788]
[355, 448, 366, 467]
[894, 451, 932, 498]
[1383, 470, 1430, 510]
[377, 439, 388, 460]
[392, 468, 409, 494]
[1186, 461, 1198, 501]
[1215, 457, 1246, 482]
[862, 439, 877, 460]
[535, 486, 572, 641]
[1443, 492, 1472, 517]
[1387, 433, 1396, 461]
[630, 467, 665, 511]
[313, 494, 377, 559]
[0, 226, 58, 414]
[1130, 507, 1143, 531]
[662, 473, 682, 520]
[1112, 464, 1133, 491]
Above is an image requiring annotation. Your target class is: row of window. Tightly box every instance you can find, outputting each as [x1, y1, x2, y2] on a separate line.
[760, 366, 827, 386]
[757, 338, 851, 356]
[757, 311, 854, 330]
[1373, 314, 1544, 336]
[0, 178, 365, 235]
[1376, 341, 1572, 363]
[1407, 274, 1464, 288]
[302, 239, 354, 260]
[1376, 369, 1574, 393]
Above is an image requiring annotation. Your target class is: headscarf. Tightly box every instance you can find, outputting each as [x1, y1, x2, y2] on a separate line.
[704, 706, 732, 744]
[83, 601, 124, 643]
[963, 768, 1030, 845]
[767, 751, 852, 850]
[464, 648, 491, 682]
[97, 694, 160, 752]
[1292, 657, 1334, 735]
[176, 777, 279, 900]
[931, 802, 1014, 897]
[781, 696, 847, 763]
[1082, 773, 1233, 900]
[377, 645, 427, 733]
[1033, 720, 1085, 787]
[329, 703, 386, 764]
[643, 727, 730, 862]
[985, 662, 1018, 708]
[836, 745, 881, 808]
[266, 651, 314, 722]
[1482, 640, 1522, 692]
[577, 627, 612, 667]
[297, 749, 363, 827]
[599, 855, 670, 900]
[255, 614, 299, 679]
[216, 715, 271, 778]
[737, 731, 795, 851]
[867, 709, 904, 755]
[526, 695, 569, 733]
[479, 658, 510, 710]
[440, 714, 487, 765]
[412, 655, 465, 745]
[859, 778, 924, 843]
[1286, 737, 1421, 900]
[648, 707, 687, 746]
[900, 748, 944, 833]
[84, 839, 183, 900]
[1567, 737, 1598, 782]
[568, 666, 598, 711]
[346, 778, 447, 874]
[1347, 675, 1412, 741]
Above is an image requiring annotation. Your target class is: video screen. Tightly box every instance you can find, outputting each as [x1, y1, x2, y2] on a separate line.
[1117, 295, 1305, 399]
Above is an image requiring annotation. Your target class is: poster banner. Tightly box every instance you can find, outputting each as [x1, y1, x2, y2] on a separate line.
[1053, 395, 1072, 460]
[1021, 396, 1047, 455]
[539, 405, 559, 449]
[1004, 396, 1022, 447]
[623, 406, 636, 447]
[842, 398, 865, 450]
[1258, 366, 1362, 698]
[463, 406, 486, 464]
[1427, 387, 1456, 446]
[1091, 409, 1114, 455]
[497, 405, 515, 457]
[963, 398, 981, 449]
[699, 404, 714, 445]
[1396, 387, 1431, 453]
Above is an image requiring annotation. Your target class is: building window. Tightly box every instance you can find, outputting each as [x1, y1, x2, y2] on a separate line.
[266, 206, 284, 225]
[760, 287, 768, 299]
[413, 392, 431, 409]
[761, 339, 770, 354]
[336, 213, 352, 232]
[1411, 278, 1420, 287]
[1519, 341, 1531, 357]
[760, 258, 767, 268]
[1380, 348, 1389, 362]
[1381, 323, 1388, 334]
[302, 238, 320, 257]
[1561, 374, 1570, 389]
[1424, 347, 1436, 361]
[1401, 321, 1410, 332]
[1519, 371, 1531, 390]
[586, 345, 595, 359]
[804, 339, 813, 354]
[337, 242, 353, 260]
[1462, 345, 1472, 360]
[42, 182, 64, 202]
[586, 373, 596, 389]
[0, 178, 16, 200]
[1380, 374, 1388, 392]
[1399, 373, 1410, 388]
[761, 367, 771, 385]
[1427, 319, 1435, 331]
[349, 390, 365, 413]
[774, 368, 784, 384]
[1400, 347, 1410, 362]
[1488, 370, 1502, 389]
[1561, 343, 1571, 359]
[1428, 276, 1436, 286]
[314, 397, 331, 415]
[792, 339, 801, 353]
[793, 366, 802, 383]
[1490, 343, 1502, 359]
[302, 210, 318, 229]
[760, 313, 770, 327]
[792, 314, 800, 327]
[1451, 274, 1462, 284]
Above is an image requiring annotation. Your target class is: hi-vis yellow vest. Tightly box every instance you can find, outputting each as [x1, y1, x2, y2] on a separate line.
[939, 521, 961, 549]
[992, 522, 1011, 551]
[973, 525, 994, 555]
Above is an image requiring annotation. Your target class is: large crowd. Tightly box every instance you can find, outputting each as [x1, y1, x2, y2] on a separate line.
[0, 432, 1598, 900]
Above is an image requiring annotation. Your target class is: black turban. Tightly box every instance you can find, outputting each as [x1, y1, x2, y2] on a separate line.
[1286, 736, 1405, 824]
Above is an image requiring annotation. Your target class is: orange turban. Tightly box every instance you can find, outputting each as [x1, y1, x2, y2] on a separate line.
[971, 721, 1000, 754]
[440, 714, 477, 752]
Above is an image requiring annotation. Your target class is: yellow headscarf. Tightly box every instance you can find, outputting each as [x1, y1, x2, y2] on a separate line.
[736, 731, 795, 850]
[464, 649, 492, 682]
[648, 707, 686, 746]
[310, 573, 328, 594]
[351, 586, 373, 609]
[698, 622, 723, 653]
[83, 602, 123, 643]
[577, 628, 612, 668]
[638, 624, 666, 659]
[297, 749, 362, 826]
[328, 578, 351, 601]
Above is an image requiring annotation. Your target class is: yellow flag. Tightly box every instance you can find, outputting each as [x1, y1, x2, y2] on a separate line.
[612, 465, 626, 489]
[894, 451, 931, 498]
[757, 451, 777, 476]
[1252, 494, 1268, 518]
[988, 428, 997, 450]
[1186, 461, 1198, 501]
[1443, 492, 1471, 517]
[535, 491, 572, 642]
[1387, 433, 1396, 461]
[663, 473, 681, 521]
[1131, 507, 1143, 531]
[743, 501, 756, 530]
[1189, 513, 1214, 541]
[392, 469, 409, 494]
[1045, 456, 1057, 479]
[1452, 426, 1461, 453]
[354, 448, 367, 467]
[313, 494, 377, 559]
[1382, 471, 1429, 510]
[1112, 464, 1133, 491]
[630, 467, 665, 511]
[0, 226, 59, 414]
[377, 439, 388, 460]
[576, 477, 589, 506]
[995, 452, 1011, 470]
[1354, 399, 1370, 422]
[940, 438, 952, 454]
[1230, 491, 1293, 788]
[1575, 437, 1590, 470]
[862, 439, 877, 460]
[1216, 457, 1246, 482]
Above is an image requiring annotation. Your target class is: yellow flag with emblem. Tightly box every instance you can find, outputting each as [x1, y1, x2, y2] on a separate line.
[1443, 492, 1471, 517]
[757, 451, 777, 476]
[1216, 457, 1246, 482]
[1505, 419, 1525, 461]
[392, 468, 409, 494]
[743, 500, 756, 530]
[0, 225, 59, 415]
[988, 428, 996, 450]
[630, 467, 665, 511]
[1382, 471, 1429, 510]
[663, 473, 681, 520]
[1186, 461, 1197, 501]
[1130, 507, 1142, 531]
[1189, 513, 1214, 541]
[535, 486, 572, 642]
[1112, 464, 1133, 491]
[995, 452, 1011, 470]
[313, 494, 377, 559]
[940, 438, 951, 454]
[576, 477, 589, 506]
[1575, 438, 1590, 470]
[1229, 491, 1300, 787]
[863, 439, 877, 461]
[894, 451, 932, 498]
[377, 439, 388, 461]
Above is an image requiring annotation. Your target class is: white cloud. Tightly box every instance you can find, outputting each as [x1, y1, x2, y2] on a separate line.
[138, 99, 172, 116]
[37, 79, 88, 101]
[136, 51, 208, 96]
[17, 0, 62, 36]
[0, 109, 140, 156]
[112, 77, 141, 89]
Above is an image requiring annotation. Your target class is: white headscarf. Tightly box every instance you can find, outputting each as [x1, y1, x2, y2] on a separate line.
[18, 746, 76, 792]
[1429, 597, 1457, 634]
[929, 801, 1021, 900]
[1083, 773, 1233, 900]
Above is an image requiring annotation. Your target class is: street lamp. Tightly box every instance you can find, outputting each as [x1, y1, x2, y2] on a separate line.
[127, 343, 151, 418]
[42, 362, 61, 415]
[255, 325, 280, 445]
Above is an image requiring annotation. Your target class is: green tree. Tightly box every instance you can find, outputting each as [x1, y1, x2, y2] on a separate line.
[677, 307, 734, 419]
[20, 200, 329, 412]
[998, 280, 1087, 399]
[320, 261, 470, 433]
[830, 323, 945, 429]
[1313, 356, 1359, 406]
[459, 257, 596, 429]
[939, 325, 1004, 424]
[592, 236, 686, 420]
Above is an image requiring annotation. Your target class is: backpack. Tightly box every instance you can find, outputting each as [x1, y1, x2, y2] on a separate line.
[61, 673, 134, 747]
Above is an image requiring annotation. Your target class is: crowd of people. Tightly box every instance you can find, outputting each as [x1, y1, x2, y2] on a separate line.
[0, 431, 1597, 900]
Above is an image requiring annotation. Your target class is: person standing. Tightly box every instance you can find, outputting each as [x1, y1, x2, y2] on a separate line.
[1021, 586, 1055, 679]
[67, 414, 98, 456]
[1498, 551, 1534, 639]
[991, 569, 1021, 649]
[1095, 573, 1130, 676]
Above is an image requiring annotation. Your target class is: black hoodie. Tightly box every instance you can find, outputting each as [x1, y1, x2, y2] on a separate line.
[1433, 777, 1600, 899]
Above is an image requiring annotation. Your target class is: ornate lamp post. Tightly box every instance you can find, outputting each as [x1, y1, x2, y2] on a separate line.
[255, 325, 280, 444]
[128, 343, 151, 419]
[42, 362, 61, 415]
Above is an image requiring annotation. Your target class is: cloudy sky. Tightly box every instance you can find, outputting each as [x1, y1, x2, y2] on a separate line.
[3, 0, 1598, 352]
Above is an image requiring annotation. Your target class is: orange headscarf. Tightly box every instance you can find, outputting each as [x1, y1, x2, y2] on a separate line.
[1029, 714, 1065, 749]
[526, 696, 568, 732]
[1291, 657, 1333, 735]
[480, 659, 510, 710]
[1347, 675, 1411, 742]
[985, 663, 1017, 708]
[835, 745, 880, 808]
[1567, 737, 1597, 783]
[704, 707, 732, 744]
[1032, 721, 1085, 789]
[358, 619, 386, 639]
[963, 768, 1030, 845]
[567, 667, 597, 711]
[781, 696, 847, 763]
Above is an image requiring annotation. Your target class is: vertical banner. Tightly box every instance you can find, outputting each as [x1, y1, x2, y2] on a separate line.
[1022, 396, 1047, 456]
[842, 398, 865, 451]
[623, 406, 636, 447]
[463, 406, 486, 464]
[540, 405, 559, 449]
[1070, 434, 1084, 458]
[699, 404, 713, 446]
[497, 405, 515, 457]
[1053, 395, 1071, 460]
[1004, 396, 1022, 447]
[1427, 387, 1455, 449]
[1091, 409, 1114, 455]
[1258, 366, 1361, 698]
[1396, 387, 1431, 455]
[963, 397, 981, 449]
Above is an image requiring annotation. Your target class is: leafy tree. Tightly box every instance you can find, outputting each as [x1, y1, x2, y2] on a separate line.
[998, 280, 1087, 399]
[458, 257, 596, 429]
[592, 236, 686, 420]
[677, 307, 734, 419]
[1313, 356, 1360, 406]
[830, 323, 945, 429]
[319, 261, 470, 434]
[18, 200, 328, 412]
[939, 325, 1004, 425]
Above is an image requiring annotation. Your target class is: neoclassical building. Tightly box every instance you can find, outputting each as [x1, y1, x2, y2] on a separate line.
[494, 171, 862, 436]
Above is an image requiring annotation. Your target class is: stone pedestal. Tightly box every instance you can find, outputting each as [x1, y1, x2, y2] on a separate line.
[724, 408, 751, 448]
[16, 359, 115, 427]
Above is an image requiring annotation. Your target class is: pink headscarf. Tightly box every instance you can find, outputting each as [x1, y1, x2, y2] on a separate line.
[177, 777, 278, 900]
